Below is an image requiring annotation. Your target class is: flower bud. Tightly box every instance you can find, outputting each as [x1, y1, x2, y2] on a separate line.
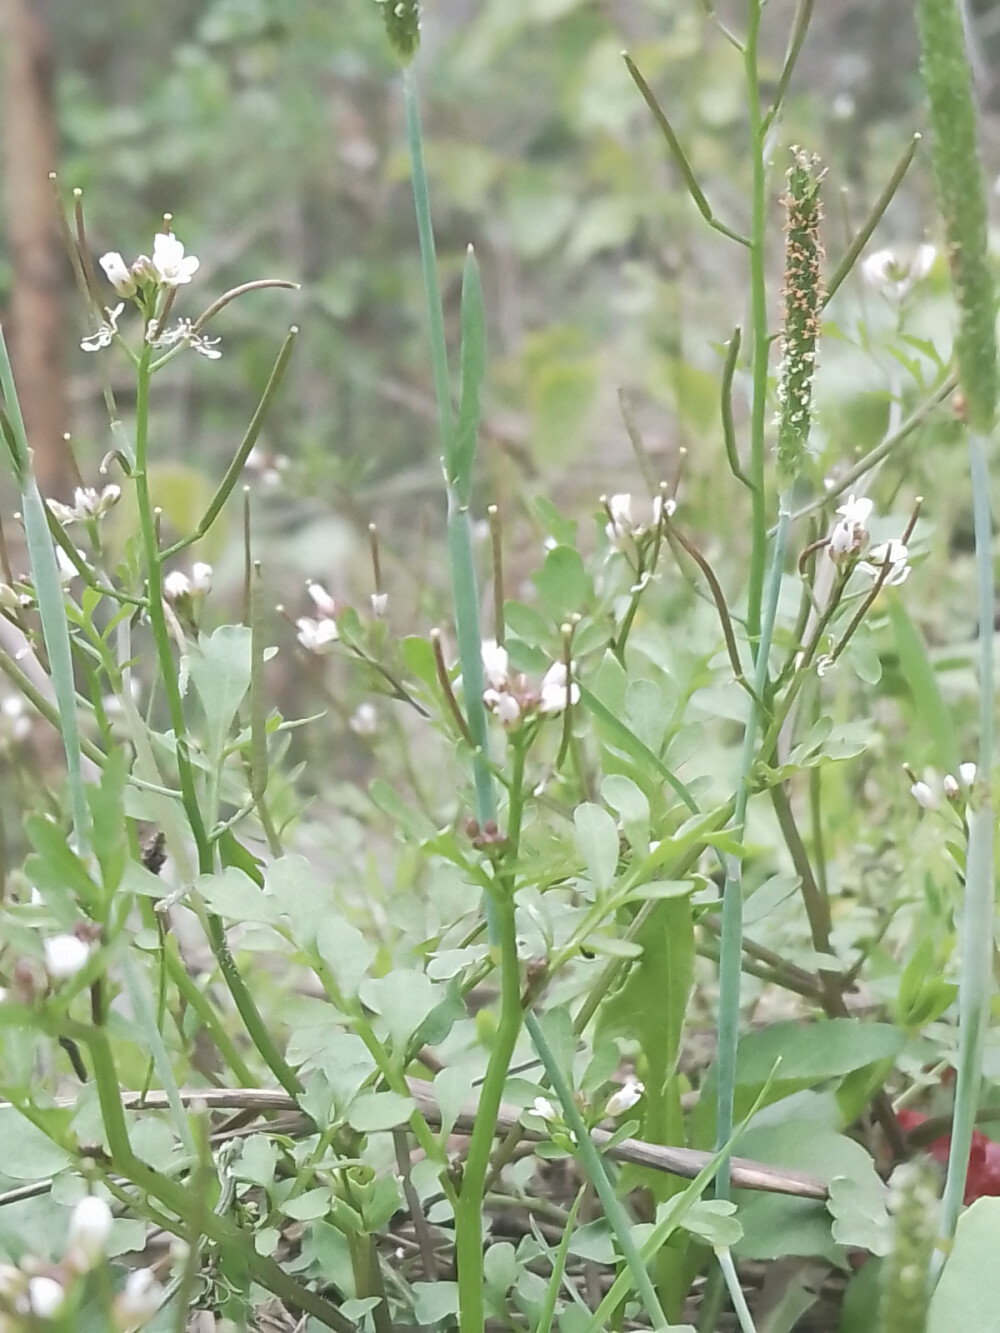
[112, 1267, 163, 1329]
[910, 780, 938, 810]
[99, 252, 137, 298]
[44, 933, 91, 979]
[68, 1195, 113, 1269]
[27, 1275, 65, 1319]
[605, 1077, 644, 1117]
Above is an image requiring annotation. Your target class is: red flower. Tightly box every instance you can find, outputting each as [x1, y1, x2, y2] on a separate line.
[897, 1109, 1000, 1204]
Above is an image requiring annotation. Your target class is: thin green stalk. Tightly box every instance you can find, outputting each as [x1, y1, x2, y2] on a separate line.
[0, 329, 91, 850]
[716, 1248, 757, 1333]
[743, 1, 770, 646]
[525, 1009, 669, 1330]
[454, 890, 523, 1333]
[716, 503, 790, 1196]
[132, 344, 301, 1100]
[938, 434, 994, 1255]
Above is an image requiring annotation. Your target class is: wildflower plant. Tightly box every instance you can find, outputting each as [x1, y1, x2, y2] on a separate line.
[0, 2, 995, 1331]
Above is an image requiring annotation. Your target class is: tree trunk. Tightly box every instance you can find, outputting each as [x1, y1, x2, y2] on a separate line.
[1, 0, 72, 497]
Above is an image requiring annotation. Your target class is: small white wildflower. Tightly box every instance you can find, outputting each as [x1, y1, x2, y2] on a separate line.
[0, 583, 28, 613]
[162, 571, 191, 602]
[112, 1266, 163, 1329]
[370, 591, 388, 617]
[80, 303, 125, 353]
[350, 702, 378, 736]
[27, 1275, 64, 1319]
[190, 562, 213, 595]
[296, 616, 339, 653]
[960, 762, 977, 786]
[828, 493, 873, 563]
[53, 484, 122, 525]
[858, 539, 910, 586]
[652, 494, 676, 525]
[44, 934, 91, 979]
[244, 447, 289, 487]
[484, 688, 521, 727]
[605, 1077, 645, 1117]
[530, 1097, 558, 1122]
[861, 246, 936, 300]
[538, 661, 580, 715]
[2, 696, 31, 742]
[99, 252, 137, 298]
[910, 780, 938, 811]
[307, 581, 337, 618]
[943, 773, 960, 800]
[481, 640, 510, 692]
[151, 231, 199, 287]
[835, 494, 873, 531]
[604, 493, 634, 543]
[68, 1195, 113, 1269]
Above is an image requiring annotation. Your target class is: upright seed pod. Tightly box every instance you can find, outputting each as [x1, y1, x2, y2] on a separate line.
[776, 148, 824, 488]
[376, 0, 421, 63]
[917, 0, 997, 433]
[879, 1162, 938, 1333]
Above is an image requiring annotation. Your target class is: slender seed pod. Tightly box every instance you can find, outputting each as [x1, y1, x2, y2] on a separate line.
[776, 148, 824, 487]
[917, 0, 997, 433]
[376, 0, 421, 63]
[879, 1162, 938, 1333]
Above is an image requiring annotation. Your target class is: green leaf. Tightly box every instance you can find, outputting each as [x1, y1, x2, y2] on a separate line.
[25, 815, 100, 914]
[887, 591, 960, 775]
[195, 867, 278, 924]
[0, 1108, 71, 1179]
[573, 802, 620, 891]
[625, 678, 669, 754]
[411, 1281, 460, 1326]
[236, 1135, 279, 1188]
[532, 544, 590, 621]
[734, 1019, 904, 1089]
[315, 914, 375, 1002]
[504, 600, 553, 648]
[401, 635, 438, 691]
[187, 624, 253, 762]
[358, 971, 439, 1054]
[452, 246, 485, 500]
[347, 1090, 415, 1133]
[281, 1188, 333, 1221]
[929, 1198, 1000, 1332]
[676, 1198, 742, 1247]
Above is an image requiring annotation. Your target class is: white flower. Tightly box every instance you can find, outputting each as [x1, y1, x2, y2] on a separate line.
[484, 688, 521, 727]
[828, 494, 873, 563]
[99, 252, 137, 298]
[910, 780, 938, 811]
[147, 317, 221, 359]
[51, 485, 122, 525]
[307, 581, 337, 618]
[858, 540, 910, 586]
[112, 1267, 163, 1329]
[151, 231, 200, 286]
[481, 640, 510, 691]
[350, 702, 378, 736]
[530, 1097, 557, 1122]
[835, 494, 873, 530]
[80, 303, 125, 353]
[296, 616, 339, 653]
[44, 933, 91, 979]
[960, 762, 977, 786]
[538, 661, 580, 714]
[943, 774, 960, 800]
[370, 592, 388, 617]
[68, 1195, 113, 1268]
[190, 562, 213, 595]
[605, 493, 634, 543]
[163, 571, 191, 602]
[605, 1077, 644, 1118]
[27, 1275, 64, 1319]
[2, 695, 31, 742]
[861, 245, 936, 300]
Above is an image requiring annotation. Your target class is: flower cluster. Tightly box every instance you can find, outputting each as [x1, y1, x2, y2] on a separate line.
[296, 581, 339, 654]
[827, 493, 910, 585]
[0, 1196, 162, 1330]
[48, 485, 122, 525]
[100, 231, 199, 298]
[163, 562, 212, 605]
[909, 762, 976, 811]
[481, 641, 579, 727]
[603, 492, 673, 550]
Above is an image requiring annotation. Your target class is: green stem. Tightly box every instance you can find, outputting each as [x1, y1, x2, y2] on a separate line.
[743, 1, 769, 647]
[132, 344, 301, 1100]
[454, 741, 526, 1333]
[716, 502, 790, 1197]
[938, 432, 995, 1258]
